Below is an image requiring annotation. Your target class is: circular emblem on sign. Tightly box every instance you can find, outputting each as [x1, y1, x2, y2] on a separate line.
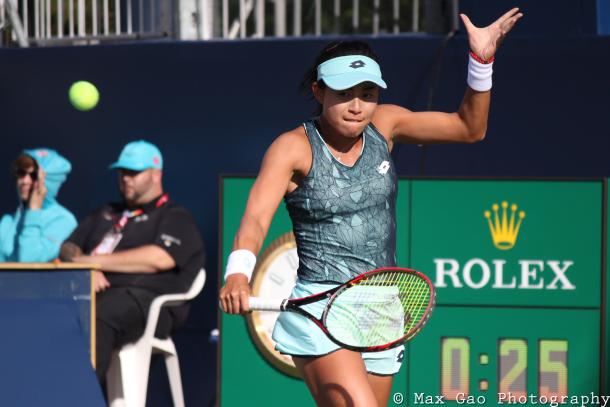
[246, 232, 300, 378]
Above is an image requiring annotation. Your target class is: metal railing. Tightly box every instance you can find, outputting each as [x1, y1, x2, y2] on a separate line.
[2, 0, 170, 46]
[217, 0, 422, 40]
[1, 0, 457, 46]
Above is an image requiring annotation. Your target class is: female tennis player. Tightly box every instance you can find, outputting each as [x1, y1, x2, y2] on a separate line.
[220, 8, 522, 407]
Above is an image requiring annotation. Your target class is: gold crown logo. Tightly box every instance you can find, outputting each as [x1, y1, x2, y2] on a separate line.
[484, 201, 525, 250]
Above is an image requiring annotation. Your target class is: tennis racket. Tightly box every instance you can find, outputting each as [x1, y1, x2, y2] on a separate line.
[248, 267, 435, 352]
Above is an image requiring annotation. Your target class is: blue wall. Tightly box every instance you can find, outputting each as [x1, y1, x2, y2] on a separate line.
[599, 0, 610, 35]
[1, 31, 609, 405]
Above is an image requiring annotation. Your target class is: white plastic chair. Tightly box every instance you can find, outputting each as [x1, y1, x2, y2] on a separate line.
[106, 268, 206, 407]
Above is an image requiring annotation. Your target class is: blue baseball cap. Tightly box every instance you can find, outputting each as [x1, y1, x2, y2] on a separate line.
[317, 55, 387, 91]
[109, 140, 163, 171]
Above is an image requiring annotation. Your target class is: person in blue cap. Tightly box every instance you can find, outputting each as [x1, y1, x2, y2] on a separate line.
[60, 140, 205, 389]
[0, 148, 77, 262]
[220, 8, 523, 407]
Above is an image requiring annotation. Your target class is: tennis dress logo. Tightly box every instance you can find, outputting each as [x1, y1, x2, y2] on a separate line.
[377, 161, 390, 174]
[433, 200, 576, 291]
[396, 349, 405, 363]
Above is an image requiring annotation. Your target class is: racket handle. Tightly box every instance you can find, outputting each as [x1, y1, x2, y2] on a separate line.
[249, 297, 286, 311]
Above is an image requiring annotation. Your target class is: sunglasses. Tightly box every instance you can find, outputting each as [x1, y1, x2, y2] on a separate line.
[15, 168, 38, 180]
[118, 169, 145, 177]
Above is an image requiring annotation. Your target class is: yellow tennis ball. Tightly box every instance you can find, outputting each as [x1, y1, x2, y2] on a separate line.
[69, 81, 99, 111]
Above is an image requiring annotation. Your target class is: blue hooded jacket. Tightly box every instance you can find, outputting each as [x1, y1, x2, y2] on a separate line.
[0, 148, 77, 262]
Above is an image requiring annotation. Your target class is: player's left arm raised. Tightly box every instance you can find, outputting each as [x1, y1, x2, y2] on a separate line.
[374, 8, 523, 148]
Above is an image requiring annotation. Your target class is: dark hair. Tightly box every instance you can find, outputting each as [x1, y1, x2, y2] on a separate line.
[300, 41, 380, 115]
[11, 154, 37, 178]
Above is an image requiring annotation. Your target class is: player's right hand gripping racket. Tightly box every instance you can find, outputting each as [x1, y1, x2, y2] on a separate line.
[249, 267, 435, 352]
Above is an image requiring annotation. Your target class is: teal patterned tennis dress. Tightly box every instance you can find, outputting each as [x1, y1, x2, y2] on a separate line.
[272, 119, 404, 374]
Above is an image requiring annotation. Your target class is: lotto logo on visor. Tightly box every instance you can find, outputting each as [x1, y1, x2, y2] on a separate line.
[317, 55, 387, 91]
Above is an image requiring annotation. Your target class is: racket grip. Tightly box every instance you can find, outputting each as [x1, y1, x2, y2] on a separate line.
[249, 297, 286, 311]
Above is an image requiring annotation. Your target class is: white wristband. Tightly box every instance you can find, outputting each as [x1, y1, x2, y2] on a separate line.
[225, 249, 257, 282]
[467, 54, 493, 92]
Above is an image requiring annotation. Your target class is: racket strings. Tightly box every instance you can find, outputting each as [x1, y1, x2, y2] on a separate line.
[325, 270, 432, 348]
[367, 272, 429, 336]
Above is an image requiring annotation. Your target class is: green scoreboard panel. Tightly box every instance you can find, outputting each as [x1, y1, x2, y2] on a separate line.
[219, 178, 607, 406]
[407, 179, 604, 405]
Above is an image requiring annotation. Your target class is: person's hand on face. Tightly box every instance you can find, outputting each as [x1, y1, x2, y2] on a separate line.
[28, 167, 47, 210]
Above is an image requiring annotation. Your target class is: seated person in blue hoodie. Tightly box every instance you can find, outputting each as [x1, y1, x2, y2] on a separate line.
[0, 148, 77, 262]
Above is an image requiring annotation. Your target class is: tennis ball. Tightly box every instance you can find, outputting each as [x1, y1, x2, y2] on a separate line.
[69, 81, 99, 111]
